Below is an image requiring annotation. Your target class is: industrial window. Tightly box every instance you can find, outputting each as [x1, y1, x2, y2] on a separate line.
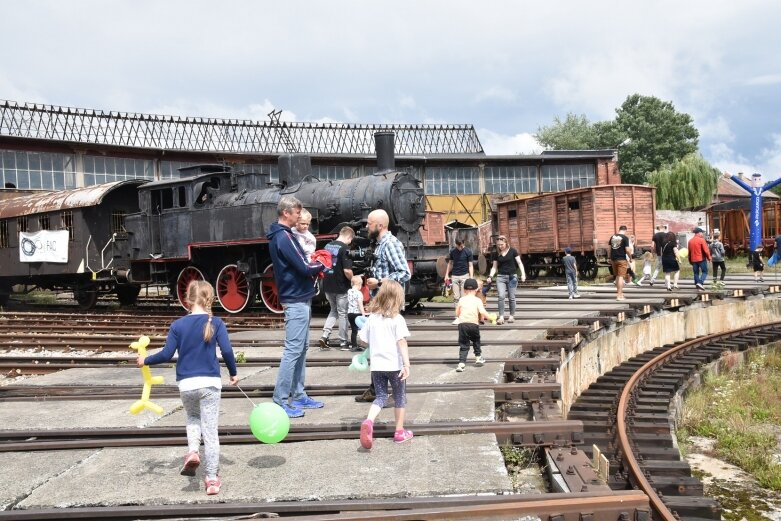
[38, 215, 50, 231]
[311, 165, 357, 181]
[424, 167, 480, 195]
[17, 217, 28, 233]
[177, 186, 187, 208]
[61, 211, 74, 241]
[508, 209, 517, 219]
[484, 166, 538, 194]
[151, 188, 175, 212]
[0, 149, 76, 190]
[112, 210, 127, 236]
[0, 220, 8, 248]
[83, 155, 154, 185]
[568, 200, 580, 211]
[541, 164, 595, 192]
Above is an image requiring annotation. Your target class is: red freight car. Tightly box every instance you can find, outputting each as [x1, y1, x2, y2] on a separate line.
[494, 185, 656, 279]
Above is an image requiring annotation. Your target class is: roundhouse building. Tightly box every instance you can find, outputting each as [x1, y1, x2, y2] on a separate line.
[0, 100, 620, 225]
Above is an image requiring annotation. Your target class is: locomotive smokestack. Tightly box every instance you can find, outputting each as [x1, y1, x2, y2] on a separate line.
[277, 154, 312, 187]
[375, 131, 395, 172]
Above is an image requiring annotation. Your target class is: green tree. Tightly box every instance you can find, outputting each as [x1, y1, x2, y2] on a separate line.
[648, 154, 720, 210]
[611, 94, 699, 184]
[535, 113, 598, 150]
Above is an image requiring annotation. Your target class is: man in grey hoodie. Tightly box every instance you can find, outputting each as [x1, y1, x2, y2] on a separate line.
[710, 231, 726, 282]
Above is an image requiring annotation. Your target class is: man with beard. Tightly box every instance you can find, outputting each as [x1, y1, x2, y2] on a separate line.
[356, 208, 411, 402]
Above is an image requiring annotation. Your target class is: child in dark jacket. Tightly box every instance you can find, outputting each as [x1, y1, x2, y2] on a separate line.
[138, 280, 238, 496]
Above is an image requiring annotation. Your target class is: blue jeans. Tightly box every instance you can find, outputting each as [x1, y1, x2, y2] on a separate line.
[322, 291, 348, 342]
[273, 301, 311, 405]
[692, 260, 709, 285]
[496, 274, 517, 317]
[565, 271, 578, 295]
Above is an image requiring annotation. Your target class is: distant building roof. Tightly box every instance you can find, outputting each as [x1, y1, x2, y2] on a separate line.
[716, 176, 780, 199]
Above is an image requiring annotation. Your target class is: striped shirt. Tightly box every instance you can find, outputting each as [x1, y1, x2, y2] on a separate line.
[373, 231, 411, 284]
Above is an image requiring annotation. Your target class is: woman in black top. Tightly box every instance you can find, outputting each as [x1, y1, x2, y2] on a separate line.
[486, 235, 526, 324]
[660, 231, 680, 291]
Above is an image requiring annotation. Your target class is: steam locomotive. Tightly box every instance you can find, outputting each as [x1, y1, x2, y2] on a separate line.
[0, 132, 442, 312]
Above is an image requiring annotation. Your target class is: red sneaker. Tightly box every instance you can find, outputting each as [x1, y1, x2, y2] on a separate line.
[360, 419, 373, 449]
[205, 476, 221, 495]
[180, 451, 200, 476]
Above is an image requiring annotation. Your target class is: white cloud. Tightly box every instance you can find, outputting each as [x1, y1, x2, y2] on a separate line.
[478, 129, 542, 155]
[475, 87, 516, 104]
[399, 96, 416, 109]
[744, 73, 781, 86]
[697, 116, 735, 143]
[145, 100, 298, 122]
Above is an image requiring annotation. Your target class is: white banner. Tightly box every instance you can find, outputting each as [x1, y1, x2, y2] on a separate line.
[19, 230, 70, 263]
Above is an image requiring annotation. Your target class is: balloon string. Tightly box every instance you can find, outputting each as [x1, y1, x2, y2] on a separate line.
[235, 383, 257, 407]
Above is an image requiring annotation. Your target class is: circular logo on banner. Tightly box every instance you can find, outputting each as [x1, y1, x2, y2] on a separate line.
[21, 237, 37, 256]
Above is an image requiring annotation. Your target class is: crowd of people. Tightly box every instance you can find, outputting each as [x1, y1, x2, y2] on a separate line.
[137, 196, 780, 496]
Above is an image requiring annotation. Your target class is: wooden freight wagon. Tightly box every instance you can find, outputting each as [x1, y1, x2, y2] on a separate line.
[495, 185, 656, 279]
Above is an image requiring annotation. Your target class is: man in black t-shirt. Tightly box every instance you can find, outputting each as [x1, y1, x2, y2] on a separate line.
[319, 227, 355, 350]
[609, 225, 631, 301]
[650, 224, 666, 285]
[444, 238, 474, 321]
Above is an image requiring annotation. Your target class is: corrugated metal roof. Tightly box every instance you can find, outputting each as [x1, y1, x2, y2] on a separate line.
[0, 180, 143, 219]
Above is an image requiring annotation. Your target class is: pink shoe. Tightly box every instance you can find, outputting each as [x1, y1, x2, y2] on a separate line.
[393, 429, 414, 443]
[204, 476, 221, 495]
[180, 451, 200, 476]
[360, 419, 373, 449]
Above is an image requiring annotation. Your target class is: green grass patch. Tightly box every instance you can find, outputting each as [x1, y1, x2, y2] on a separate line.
[679, 349, 781, 490]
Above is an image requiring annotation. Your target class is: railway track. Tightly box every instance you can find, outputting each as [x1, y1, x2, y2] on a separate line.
[2, 280, 780, 520]
[570, 321, 781, 520]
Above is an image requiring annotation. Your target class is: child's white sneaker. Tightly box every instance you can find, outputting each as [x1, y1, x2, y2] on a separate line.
[474, 356, 485, 366]
[456, 362, 466, 372]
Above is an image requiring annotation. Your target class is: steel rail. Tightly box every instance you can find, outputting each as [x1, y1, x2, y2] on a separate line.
[615, 320, 781, 520]
[0, 419, 583, 451]
[0, 490, 649, 520]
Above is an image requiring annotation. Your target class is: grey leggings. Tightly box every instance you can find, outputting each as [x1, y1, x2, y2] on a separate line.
[181, 386, 221, 479]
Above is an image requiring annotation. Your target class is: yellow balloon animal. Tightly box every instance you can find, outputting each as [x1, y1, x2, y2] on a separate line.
[486, 313, 498, 325]
[129, 335, 165, 415]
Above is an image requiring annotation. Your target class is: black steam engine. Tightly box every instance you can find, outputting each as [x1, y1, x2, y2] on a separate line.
[125, 132, 439, 312]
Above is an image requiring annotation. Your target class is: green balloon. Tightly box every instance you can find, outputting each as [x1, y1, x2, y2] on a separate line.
[249, 402, 290, 444]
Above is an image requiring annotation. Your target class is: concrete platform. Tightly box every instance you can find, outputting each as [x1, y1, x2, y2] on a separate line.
[7, 434, 513, 509]
[13, 361, 504, 388]
[0, 390, 495, 431]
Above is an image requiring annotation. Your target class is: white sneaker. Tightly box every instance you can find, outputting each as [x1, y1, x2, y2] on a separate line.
[456, 363, 466, 372]
[573, 293, 581, 298]
[496, 317, 504, 325]
[474, 356, 485, 366]
[507, 316, 515, 323]
[568, 295, 574, 300]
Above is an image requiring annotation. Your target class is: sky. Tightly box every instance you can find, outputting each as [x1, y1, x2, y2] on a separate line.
[2, 1, 781, 177]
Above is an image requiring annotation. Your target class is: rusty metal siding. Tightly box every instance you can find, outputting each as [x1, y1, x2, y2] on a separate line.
[0, 180, 144, 219]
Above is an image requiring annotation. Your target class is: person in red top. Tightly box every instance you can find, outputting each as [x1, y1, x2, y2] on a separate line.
[688, 227, 712, 290]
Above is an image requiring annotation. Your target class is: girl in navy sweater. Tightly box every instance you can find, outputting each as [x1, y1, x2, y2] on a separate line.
[137, 281, 238, 495]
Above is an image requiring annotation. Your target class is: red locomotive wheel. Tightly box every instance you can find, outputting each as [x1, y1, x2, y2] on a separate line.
[216, 264, 252, 313]
[176, 266, 205, 310]
[259, 264, 284, 314]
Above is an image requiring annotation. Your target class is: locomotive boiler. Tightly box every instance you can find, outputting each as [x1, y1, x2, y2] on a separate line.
[125, 132, 438, 312]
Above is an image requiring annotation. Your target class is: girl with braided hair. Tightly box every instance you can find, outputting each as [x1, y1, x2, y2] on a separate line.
[137, 280, 239, 495]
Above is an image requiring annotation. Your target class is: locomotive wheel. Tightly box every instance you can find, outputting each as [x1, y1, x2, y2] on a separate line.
[579, 255, 599, 280]
[259, 264, 284, 314]
[116, 284, 141, 306]
[176, 266, 205, 310]
[216, 264, 253, 314]
[75, 285, 98, 310]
